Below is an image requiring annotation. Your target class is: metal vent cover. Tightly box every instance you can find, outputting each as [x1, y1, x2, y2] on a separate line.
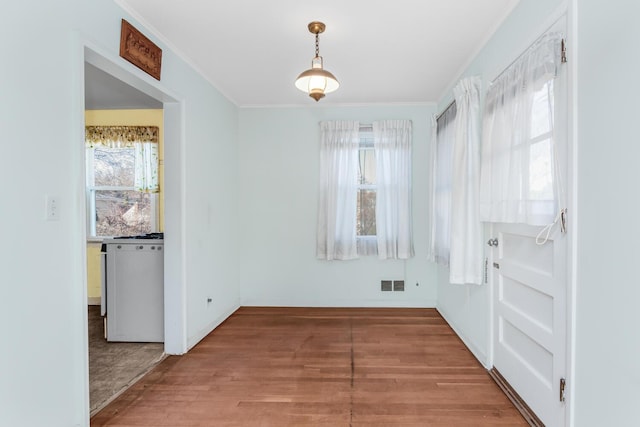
[381, 280, 392, 292]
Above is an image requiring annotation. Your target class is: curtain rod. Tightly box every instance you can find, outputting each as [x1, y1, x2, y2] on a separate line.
[436, 99, 456, 121]
[491, 17, 565, 84]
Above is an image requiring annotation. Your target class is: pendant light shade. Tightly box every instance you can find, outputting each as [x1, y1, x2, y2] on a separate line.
[295, 22, 339, 102]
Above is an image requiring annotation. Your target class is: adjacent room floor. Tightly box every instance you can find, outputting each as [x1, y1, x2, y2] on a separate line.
[88, 306, 165, 415]
[91, 307, 527, 426]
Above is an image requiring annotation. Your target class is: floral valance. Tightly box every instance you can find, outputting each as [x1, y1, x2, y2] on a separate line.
[85, 126, 159, 148]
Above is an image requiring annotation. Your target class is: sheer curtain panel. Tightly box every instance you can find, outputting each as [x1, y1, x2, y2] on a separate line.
[134, 142, 159, 192]
[428, 105, 457, 265]
[373, 120, 414, 260]
[316, 121, 360, 260]
[450, 76, 483, 285]
[480, 32, 564, 226]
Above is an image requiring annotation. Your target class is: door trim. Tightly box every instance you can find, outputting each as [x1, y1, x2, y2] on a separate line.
[75, 33, 188, 423]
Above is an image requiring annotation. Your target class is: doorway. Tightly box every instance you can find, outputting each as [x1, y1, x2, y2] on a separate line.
[80, 42, 187, 419]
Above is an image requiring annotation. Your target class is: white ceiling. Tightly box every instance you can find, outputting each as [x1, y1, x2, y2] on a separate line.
[115, 0, 520, 107]
[85, 62, 163, 110]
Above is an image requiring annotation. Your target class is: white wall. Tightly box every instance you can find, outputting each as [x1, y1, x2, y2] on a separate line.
[0, 1, 240, 426]
[434, 0, 567, 366]
[573, 1, 640, 425]
[238, 105, 437, 307]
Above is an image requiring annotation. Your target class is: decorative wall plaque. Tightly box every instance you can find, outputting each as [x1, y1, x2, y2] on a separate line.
[119, 19, 162, 80]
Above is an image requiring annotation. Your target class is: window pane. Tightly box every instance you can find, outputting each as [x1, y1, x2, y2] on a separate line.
[529, 139, 554, 201]
[357, 190, 376, 236]
[358, 148, 376, 185]
[530, 81, 554, 139]
[94, 190, 151, 236]
[94, 148, 135, 187]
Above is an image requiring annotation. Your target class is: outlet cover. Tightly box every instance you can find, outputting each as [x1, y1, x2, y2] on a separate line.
[393, 280, 405, 291]
[381, 280, 392, 292]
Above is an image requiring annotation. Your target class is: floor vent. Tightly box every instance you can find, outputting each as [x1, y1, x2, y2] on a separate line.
[381, 280, 393, 291]
[393, 280, 405, 291]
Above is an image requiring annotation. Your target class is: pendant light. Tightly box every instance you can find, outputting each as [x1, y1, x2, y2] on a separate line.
[294, 21, 339, 102]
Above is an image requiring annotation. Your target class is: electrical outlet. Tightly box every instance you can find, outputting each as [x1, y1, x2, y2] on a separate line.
[45, 195, 59, 221]
[393, 280, 405, 292]
[381, 280, 392, 291]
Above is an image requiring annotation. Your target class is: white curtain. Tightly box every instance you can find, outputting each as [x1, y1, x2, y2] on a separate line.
[316, 121, 360, 260]
[373, 120, 414, 260]
[428, 105, 457, 265]
[134, 142, 159, 193]
[480, 32, 564, 225]
[450, 76, 483, 285]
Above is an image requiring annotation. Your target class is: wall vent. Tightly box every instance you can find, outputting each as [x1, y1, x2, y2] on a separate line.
[393, 280, 405, 292]
[381, 280, 392, 292]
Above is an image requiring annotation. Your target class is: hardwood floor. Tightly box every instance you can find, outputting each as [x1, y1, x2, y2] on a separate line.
[91, 307, 527, 426]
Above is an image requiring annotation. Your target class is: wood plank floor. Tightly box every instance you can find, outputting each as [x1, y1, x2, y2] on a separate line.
[91, 307, 527, 426]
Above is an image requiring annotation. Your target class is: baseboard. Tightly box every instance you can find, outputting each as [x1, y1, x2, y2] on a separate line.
[239, 298, 437, 308]
[488, 368, 544, 427]
[187, 303, 240, 350]
[436, 306, 488, 367]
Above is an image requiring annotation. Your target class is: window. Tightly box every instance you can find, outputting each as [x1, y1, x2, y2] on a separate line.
[316, 120, 413, 260]
[430, 102, 457, 266]
[85, 125, 160, 238]
[528, 80, 555, 204]
[86, 146, 157, 237]
[357, 127, 377, 252]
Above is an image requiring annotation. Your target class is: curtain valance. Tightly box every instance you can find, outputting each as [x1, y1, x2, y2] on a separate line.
[85, 126, 159, 148]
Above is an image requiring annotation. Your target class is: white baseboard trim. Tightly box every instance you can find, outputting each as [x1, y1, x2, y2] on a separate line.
[187, 302, 240, 351]
[239, 298, 437, 308]
[436, 305, 490, 368]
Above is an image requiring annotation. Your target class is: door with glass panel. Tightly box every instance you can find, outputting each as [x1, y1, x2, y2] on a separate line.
[483, 24, 569, 427]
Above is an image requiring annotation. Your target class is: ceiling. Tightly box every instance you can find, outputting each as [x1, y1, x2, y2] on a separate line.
[109, 0, 519, 107]
[85, 62, 163, 109]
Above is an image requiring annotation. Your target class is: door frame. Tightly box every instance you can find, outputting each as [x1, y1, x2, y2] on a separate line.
[74, 34, 188, 422]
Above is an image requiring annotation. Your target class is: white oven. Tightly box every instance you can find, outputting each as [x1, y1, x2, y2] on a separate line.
[102, 235, 164, 342]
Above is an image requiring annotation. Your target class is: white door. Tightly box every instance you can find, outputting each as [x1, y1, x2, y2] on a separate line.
[489, 222, 567, 426]
[488, 21, 569, 427]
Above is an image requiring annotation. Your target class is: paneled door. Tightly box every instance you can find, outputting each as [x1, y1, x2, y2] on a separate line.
[489, 222, 567, 426]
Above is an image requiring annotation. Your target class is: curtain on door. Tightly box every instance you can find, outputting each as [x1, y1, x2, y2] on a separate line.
[480, 32, 564, 226]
